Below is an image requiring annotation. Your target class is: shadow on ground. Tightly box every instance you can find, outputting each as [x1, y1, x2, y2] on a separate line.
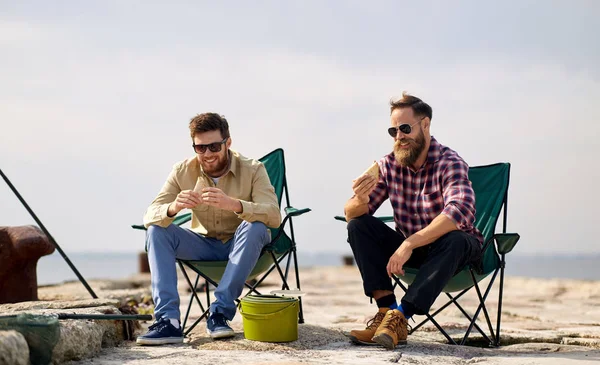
[188, 324, 347, 351]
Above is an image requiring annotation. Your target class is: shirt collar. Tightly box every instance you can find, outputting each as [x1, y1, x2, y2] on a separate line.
[426, 136, 442, 165]
[228, 149, 239, 177]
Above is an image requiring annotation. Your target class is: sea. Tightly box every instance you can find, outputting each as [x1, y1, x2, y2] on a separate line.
[36, 251, 600, 286]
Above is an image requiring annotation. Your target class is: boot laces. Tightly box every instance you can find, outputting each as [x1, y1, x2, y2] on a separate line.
[148, 317, 170, 332]
[365, 311, 386, 330]
[382, 312, 406, 335]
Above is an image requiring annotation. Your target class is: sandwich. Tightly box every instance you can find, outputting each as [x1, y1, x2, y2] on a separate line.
[362, 161, 379, 180]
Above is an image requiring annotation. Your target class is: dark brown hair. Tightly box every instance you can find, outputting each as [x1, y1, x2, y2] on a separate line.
[389, 92, 433, 120]
[188, 113, 230, 139]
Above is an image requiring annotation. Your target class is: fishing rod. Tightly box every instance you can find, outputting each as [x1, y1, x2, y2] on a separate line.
[0, 167, 98, 299]
[0, 313, 153, 321]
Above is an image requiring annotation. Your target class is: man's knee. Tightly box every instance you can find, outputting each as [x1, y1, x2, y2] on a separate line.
[239, 222, 269, 245]
[347, 214, 377, 232]
[146, 225, 177, 248]
[147, 225, 168, 238]
[431, 230, 473, 253]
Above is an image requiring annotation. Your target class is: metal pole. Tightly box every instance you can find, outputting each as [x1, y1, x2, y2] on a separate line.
[0, 168, 98, 299]
[57, 313, 152, 321]
[496, 254, 506, 346]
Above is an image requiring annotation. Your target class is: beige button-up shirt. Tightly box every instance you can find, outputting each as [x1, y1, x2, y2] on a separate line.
[143, 149, 281, 242]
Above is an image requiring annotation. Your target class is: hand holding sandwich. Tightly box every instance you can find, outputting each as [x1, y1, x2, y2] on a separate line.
[167, 187, 242, 217]
[345, 161, 380, 221]
[167, 190, 203, 217]
[200, 187, 243, 213]
[352, 162, 379, 203]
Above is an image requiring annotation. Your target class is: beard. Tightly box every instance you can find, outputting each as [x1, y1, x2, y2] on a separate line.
[393, 127, 426, 167]
[199, 150, 230, 177]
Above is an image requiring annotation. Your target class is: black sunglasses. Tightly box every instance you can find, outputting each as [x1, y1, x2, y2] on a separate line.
[192, 138, 228, 154]
[387, 118, 424, 137]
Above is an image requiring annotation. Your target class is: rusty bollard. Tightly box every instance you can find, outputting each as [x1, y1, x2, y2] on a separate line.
[342, 255, 355, 266]
[0, 225, 55, 304]
[138, 252, 150, 273]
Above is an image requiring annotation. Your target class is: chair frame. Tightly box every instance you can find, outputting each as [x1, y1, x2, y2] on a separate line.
[133, 148, 309, 336]
[177, 199, 307, 336]
[335, 162, 519, 347]
[392, 162, 517, 347]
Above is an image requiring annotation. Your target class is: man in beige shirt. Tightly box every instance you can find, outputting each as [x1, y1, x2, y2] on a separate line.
[137, 113, 281, 345]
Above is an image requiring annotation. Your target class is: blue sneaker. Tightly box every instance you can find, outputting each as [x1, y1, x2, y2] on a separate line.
[206, 312, 235, 339]
[136, 317, 183, 345]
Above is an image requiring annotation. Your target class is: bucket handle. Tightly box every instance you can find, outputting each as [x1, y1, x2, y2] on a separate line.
[238, 302, 297, 320]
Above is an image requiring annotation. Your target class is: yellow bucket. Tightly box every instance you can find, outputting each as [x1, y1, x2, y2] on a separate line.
[239, 295, 299, 342]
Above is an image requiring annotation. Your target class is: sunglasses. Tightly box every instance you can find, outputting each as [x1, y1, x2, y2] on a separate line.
[192, 138, 228, 154]
[387, 118, 425, 137]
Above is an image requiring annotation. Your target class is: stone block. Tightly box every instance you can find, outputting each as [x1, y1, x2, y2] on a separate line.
[0, 330, 29, 365]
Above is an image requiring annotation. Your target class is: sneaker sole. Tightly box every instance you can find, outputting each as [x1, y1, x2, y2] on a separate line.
[206, 328, 235, 339]
[136, 336, 184, 346]
[372, 333, 407, 350]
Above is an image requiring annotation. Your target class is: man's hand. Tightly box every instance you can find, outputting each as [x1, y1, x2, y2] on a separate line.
[387, 245, 413, 277]
[352, 174, 377, 203]
[168, 190, 202, 217]
[201, 187, 243, 213]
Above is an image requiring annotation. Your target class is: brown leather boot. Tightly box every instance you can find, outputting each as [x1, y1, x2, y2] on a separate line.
[348, 307, 389, 345]
[372, 309, 408, 349]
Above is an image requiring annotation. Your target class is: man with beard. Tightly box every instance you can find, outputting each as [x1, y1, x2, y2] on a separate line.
[137, 113, 281, 345]
[344, 93, 483, 350]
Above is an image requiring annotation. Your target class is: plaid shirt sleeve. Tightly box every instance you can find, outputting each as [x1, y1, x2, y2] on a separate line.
[440, 159, 476, 229]
[368, 162, 388, 215]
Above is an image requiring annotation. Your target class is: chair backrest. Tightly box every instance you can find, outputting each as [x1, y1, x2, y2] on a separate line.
[259, 149, 286, 207]
[258, 148, 292, 254]
[468, 163, 510, 274]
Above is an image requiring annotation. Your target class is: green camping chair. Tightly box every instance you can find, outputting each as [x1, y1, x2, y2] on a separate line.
[335, 163, 519, 346]
[133, 148, 310, 336]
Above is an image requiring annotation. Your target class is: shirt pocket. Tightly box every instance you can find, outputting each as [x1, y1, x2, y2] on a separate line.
[421, 190, 443, 221]
[191, 204, 209, 223]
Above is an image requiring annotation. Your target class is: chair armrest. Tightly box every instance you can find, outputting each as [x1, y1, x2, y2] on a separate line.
[284, 207, 311, 217]
[494, 233, 520, 254]
[334, 215, 394, 223]
[131, 212, 193, 231]
[173, 212, 192, 226]
[270, 207, 311, 246]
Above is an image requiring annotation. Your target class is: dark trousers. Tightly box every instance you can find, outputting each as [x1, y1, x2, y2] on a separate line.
[347, 214, 482, 316]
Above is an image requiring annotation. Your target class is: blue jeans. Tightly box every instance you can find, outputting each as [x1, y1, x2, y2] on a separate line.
[146, 221, 270, 321]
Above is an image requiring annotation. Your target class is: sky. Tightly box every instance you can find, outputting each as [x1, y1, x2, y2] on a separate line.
[1, 1, 599, 257]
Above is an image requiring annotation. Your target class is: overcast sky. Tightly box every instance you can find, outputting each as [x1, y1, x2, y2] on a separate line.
[1, 1, 599, 257]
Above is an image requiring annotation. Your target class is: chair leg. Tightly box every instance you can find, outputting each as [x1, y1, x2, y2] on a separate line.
[183, 308, 211, 337]
[461, 269, 499, 346]
[409, 287, 469, 332]
[182, 274, 201, 332]
[446, 292, 493, 344]
[392, 268, 504, 347]
[496, 255, 506, 346]
[205, 279, 210, 308]
[181, 273, 218, 336]
[393, 277, 456, 344]
[178, 261, 206, 335]
[266, 251, 303, 324]
[237, 252, 293, 302]
[270, 251, 291, 290]
[284, 250, 292, 282]
[292, 248, 304, 324]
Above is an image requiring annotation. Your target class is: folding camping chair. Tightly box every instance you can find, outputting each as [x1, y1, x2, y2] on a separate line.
[133, 148, 310, 336]
[335, 162, 520, 346]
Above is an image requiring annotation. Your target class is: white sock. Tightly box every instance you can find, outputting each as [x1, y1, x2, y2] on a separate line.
[169, 318, 180, 328]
